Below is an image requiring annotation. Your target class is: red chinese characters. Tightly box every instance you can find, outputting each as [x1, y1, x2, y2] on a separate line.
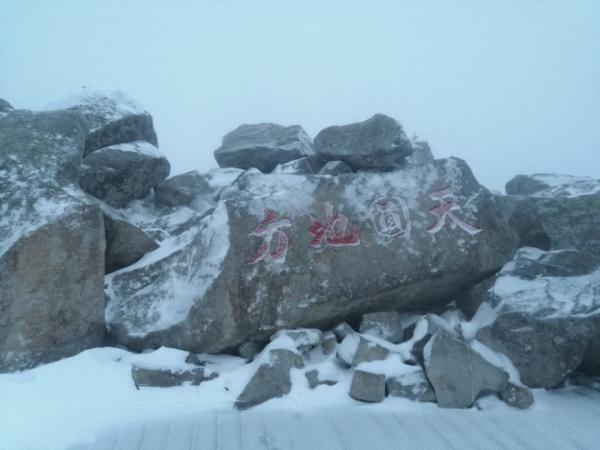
[426, 188, 481, 236]
[308, 202, 360, 248]
[249, 210, 292, 264]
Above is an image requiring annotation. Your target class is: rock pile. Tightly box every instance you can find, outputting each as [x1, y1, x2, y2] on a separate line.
[1, 89, 598, 412]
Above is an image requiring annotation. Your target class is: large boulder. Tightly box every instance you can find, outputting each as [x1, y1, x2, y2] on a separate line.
[0, 109, 105, 372]
[475, 247, 600, 388]
[314, 114, 413, 171]
[502, 174, 600, 256]
[424, 331, 509, 408]
[79, 140, 170, 208]
[106, 157, 517, 354]
[214, 123, 314, 173]
[50, 88, 159, 156]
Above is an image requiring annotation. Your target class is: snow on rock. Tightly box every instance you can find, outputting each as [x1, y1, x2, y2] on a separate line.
[501, 174, 600, 256]
[424, 330, 509, 408]
[47, 87, 158, 156]
[314, 114, 413, 171]
[506, 173, 600, 198]
[79, 140, 170, 208]
[474, 247, 600, 388]
[106, 157, 516, 355]
[0, 108, 105, 372]
[214, 123, 315, 173]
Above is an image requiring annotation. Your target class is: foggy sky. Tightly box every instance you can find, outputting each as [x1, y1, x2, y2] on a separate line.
[1, 0, 599, 191]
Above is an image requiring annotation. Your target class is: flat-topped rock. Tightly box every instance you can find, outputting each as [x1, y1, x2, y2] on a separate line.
[314, 114, 413, 171]
[214, 123, 314, 173]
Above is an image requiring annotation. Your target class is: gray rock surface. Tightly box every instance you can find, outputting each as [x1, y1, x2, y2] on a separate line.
[0, 98, 13, 113]
[424, 331, 509, 408]
[55, 88, 159, 156]
[270, 329, 322, 355]
[349, 370, 386, 402]
[506, 174, 600, 197]
[214, 123, 314, 173]
[79, 141, 170, 208]
[154, 171, 211, 208]
[305, 369, 337, 389]
[314, 114, 413, 171]
[235, 349, 304, 409]
[337, 333, 390, 367]
[273, 157, 315, 175]
[318, 160, 353, 176]
[360, 311, 404, 343]
[500, 382, 534, 409]
[0, 109, 105, 372]
[501, 174, 600, 256]
[237, 341, 261, 360]
[104, 213, 159, 273]
[386, 369, 436, 402]
[333, 323, 354, 342]
[475, 247, 600, 388]
[321, 332, 337, 355]
[403, 141, 434, 166]
[132, 366, 217, 388]
[106, 157, 517, 354]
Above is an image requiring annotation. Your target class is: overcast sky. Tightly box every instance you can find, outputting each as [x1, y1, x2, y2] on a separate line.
[1, 0, 598, 191]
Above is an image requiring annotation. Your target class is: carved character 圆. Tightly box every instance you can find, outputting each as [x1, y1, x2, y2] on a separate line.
[370, 196, 411, 238]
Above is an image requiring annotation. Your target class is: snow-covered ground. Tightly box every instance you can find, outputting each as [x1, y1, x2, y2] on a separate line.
[1, 347, 599, 450]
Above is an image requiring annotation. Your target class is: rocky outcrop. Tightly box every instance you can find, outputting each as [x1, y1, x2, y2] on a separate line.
[502, 174, 600, 256]
[106, 157, 517, 354]
[474, 247, 600, 388]
[214, 123, 314, 173]
[54, 88, 159, 156]
[0, 108, 105, 372]
[79, 141, 170, 208]
[314, 114, 413, 171]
